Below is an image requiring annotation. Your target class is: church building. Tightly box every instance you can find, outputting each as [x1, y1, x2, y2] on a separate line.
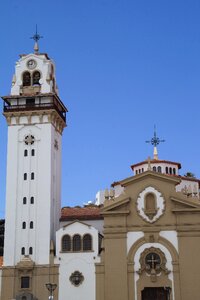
[0, 38, 200, 300]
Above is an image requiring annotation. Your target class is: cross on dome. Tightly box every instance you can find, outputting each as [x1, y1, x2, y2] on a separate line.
[30, 25, 43, 53]
[146, 125, 165, 160]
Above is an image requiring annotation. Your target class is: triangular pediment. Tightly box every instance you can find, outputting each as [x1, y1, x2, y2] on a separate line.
[170, 196, 200, 212]
[101, 197, 130, 216]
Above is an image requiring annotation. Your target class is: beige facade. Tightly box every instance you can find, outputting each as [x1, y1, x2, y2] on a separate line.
[96, 171, 200, 300]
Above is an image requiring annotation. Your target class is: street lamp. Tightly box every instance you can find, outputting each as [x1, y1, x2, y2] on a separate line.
[45, 283, 57, 300]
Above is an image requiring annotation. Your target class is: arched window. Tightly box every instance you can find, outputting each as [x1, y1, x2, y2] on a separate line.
[23, 197, 27, 205]
[157, 166, 162, 173]
[30, 197, 34, 204]
[31, 172, 34, 180]
[83, 234, 92, 251]
[21, 247, 25, 255]
[23, 71, 31, 86]
[169, 167, 172, 174]
[62, 235, 71, 252]
[136, 170, 138, 175]
[22, 222, 26, 229]
[33, 71, 41, 85]
[73, 234, 81, 251]
[24, 149, 28, 157]
[173, 168, 176, 175]
[31, 149, 35, 156]
[153, 166, 156, 172]
[142, 168, 144, 172]
[24, 173, 27, 180]
[144, 193, 157, 220]
[29, 247, 33, 255]
[166, 167, 168, 174]
[30, 221, 33, 229]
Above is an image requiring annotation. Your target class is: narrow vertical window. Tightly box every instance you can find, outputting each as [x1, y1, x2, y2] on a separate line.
[29, 247, 33, 255]
[62, 235, 71, 252]
[173, 168, 176, 175]
[166, 167, 168, 174]
[23, 197, 27, 204]
[23, 71, 31, 86]
[31, 149, 35, 156]
[24, 173, 27, 180]
[30, 221, 33, 229]
[153, 166, 156, 172]
[169, 167, 172, 174]
[73, 234, 81, 251]
[157, 166, 162, 173]
[30, 197, 34, 204]
[22, 222, 26, 229]
[31, 172, 34, 180]
[83, 234, 92, 251]
[24, 149, 28, 157]
[21, 247, 25, 255]
[21, 276, 30, 288]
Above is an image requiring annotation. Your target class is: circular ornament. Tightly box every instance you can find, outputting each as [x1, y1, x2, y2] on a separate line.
[27, 59, 37, 70]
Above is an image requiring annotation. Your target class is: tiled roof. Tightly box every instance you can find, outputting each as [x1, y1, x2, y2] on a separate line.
[60, 206, 103, 221]
[0, 256, 3, 267]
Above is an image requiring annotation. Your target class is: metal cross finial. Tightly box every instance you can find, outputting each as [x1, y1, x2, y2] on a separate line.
[30, 25, 43, 53]
[146, 126, 165, 160]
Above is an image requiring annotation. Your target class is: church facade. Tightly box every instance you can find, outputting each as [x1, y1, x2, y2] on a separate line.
[0, 42, 200, 300]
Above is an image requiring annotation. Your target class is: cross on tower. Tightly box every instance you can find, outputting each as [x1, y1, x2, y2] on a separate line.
[146, 125, 165, 160]
[30, 25, 43, 53]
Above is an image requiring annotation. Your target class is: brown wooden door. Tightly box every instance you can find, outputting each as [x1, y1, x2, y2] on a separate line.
[142, 287, 168, 300]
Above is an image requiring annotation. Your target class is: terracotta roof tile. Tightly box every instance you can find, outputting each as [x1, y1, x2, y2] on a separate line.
[60, 206, 103, 221]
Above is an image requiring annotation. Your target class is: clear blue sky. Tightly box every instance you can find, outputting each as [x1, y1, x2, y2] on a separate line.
[0, 0, 200, 218]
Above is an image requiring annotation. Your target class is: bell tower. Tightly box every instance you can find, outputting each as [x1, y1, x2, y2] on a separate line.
[1, 34, 67, 299]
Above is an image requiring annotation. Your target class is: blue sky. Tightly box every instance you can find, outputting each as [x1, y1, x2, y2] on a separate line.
[0, 0, 200, 218]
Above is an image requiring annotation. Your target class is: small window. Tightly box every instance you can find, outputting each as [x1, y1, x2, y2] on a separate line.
[30, 197, 34, 204]
[22, 222, 26, 229]
[136, 170, 138, 175]
[169, 167, 172, 174]
[30, 221, 33, 229]
[153, 166, 156, 172]
[33, 71, 41, 85]
[23, 72, 31, 86]
[21, 276, 30, 289]
[157, 166, 162, 173]
[23, 197, 27, 205]
[83, 234, 92, 251]
[142, 168, 144, 172]
[139, 169, 141, 174]
[31, 149, 35, 156]
[173, 168, 176, 175]
[24, 149, 28, 157]
[31, 172, 34, 180]
[24, 173, 27, 180]
[73, 234, 81, 251]
[166, 167, 168, 174]
[29, 247, 33, 255]
[62, 235, 71, 252]
[21, 247, 25, 255]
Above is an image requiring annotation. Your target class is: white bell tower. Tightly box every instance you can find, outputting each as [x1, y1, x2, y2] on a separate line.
[2, 38, 67, 267]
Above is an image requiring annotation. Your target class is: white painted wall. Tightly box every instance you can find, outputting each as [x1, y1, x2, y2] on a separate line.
[60, 219, 104, 235]
[4, 121, 62, 266]
[55, 222, 100, 300]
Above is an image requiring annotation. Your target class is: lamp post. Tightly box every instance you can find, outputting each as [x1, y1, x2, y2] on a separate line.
[45, 283, 57, 300]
